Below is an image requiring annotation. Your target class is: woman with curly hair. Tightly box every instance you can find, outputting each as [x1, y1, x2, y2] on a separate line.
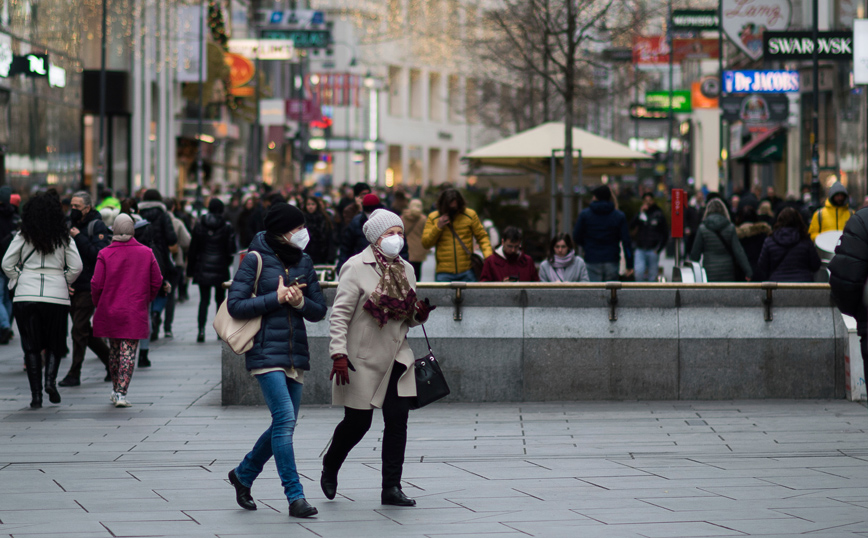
[2, 193, 82, 408]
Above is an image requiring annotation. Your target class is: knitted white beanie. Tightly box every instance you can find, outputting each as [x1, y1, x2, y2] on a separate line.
[363, 209, 404, 244]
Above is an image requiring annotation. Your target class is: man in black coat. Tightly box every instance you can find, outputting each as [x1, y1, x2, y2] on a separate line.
[829, 207, 868, 377]
[138, 189, 179, 347]
[337, 194, 408, 272]
[630, 193, 670, 282]
[59, 191, 112, 386]
[188, 198, 236, 343]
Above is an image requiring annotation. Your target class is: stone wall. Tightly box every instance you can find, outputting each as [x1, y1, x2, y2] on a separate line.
[221, 287, 847, 405]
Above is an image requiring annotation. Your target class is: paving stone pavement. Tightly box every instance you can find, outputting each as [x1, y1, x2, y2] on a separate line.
[2, 288, 868, 537]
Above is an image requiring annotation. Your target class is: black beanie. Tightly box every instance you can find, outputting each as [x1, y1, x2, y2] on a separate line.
[265, 203, 305, 235]
[143, 189, 162, 202]
[208, 198, 225, 214]
[592, 185, 612, 202]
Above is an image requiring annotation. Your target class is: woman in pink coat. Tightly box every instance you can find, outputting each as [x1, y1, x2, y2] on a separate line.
[91, 214, 163, 407]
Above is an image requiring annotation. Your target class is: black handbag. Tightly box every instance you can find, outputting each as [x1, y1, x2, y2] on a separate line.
[411, 324, 450, 409]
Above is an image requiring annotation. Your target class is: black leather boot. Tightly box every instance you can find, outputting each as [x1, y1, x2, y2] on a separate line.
[289, 498, 318, 518]
[24, 353, 42, 409]
[228, 469, 256, 510]
[321, 467, 338, 500]
[138, 349, 151, 368]
[381, 486, 416, 506]
[150, 312, 160, 341]
[44, 353, 61, 404]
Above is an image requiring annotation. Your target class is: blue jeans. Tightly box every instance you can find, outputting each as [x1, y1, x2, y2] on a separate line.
[586, 262, 620, 282]
[0, 273, 10, 329]
[634, 249, 660, 282]
[235, 372, 305, 503]
[435, 269, 477, 282]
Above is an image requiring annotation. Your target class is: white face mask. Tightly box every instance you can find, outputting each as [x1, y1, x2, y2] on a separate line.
[379, 234, 404, 258]
[285, 228, 310, 250]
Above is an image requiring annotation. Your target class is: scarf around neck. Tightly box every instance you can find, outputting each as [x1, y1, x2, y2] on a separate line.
[363, 246, 417, 328]
[553, 250, 575, 268]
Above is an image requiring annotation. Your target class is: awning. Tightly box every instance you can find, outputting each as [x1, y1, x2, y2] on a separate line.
[731, 127, 785, 162]
[465, 122, 650, 175]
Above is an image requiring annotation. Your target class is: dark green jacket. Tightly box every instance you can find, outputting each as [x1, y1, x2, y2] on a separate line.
[690, 213, 753, 282]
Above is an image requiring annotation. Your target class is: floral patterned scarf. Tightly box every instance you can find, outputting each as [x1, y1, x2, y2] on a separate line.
[363, 247, 417, 328]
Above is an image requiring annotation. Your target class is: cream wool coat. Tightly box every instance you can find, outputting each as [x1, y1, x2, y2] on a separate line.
[329, 245, 421, 409]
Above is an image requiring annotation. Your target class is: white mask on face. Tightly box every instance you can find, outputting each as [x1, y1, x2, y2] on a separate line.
[285, 228, 310, 250]
[379, 234, 404, 258]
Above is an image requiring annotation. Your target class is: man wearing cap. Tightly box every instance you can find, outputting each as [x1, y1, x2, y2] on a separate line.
[337, 193, 407, 272]
[572, 185, 634, 282]
[59, 191, 112, 386]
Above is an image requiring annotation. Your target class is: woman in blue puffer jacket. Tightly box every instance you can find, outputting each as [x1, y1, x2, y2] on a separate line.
[226, 203, 327, 519]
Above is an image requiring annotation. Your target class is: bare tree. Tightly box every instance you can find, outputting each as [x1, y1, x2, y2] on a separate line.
[476, 0, 651, 231]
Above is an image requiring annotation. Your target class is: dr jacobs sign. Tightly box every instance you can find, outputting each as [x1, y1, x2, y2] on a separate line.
[723, 70, 799, 93]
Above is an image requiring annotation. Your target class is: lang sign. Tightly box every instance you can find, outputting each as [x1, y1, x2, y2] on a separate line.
[722, 0, 791, 60]
[722, 70, 799, 93]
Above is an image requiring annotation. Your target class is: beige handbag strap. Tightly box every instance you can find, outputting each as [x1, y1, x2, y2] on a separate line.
[249, 251, 263, 298]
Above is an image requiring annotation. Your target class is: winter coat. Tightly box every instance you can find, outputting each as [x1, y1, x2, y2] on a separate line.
[91, 238, 162, 340]
[138, 201, 178, 280]
[0, 204, 20, 259]
[573, 201, 634, 268]
[630, 204, 669, 252]
[539, 255, 590, 282]
[736, 221, 772, 278]
[401, 208, 428, 263]
[480, 246, 539, 282]
[187, 213, 236, 287]
[2, 235, 82, 305]
[328, 245, 421, 409]
[169, 213, 192, 269]
[829, 208, 868, 320]
[70, 210, 111, 292]
[338, 212, 409, 272]
[227, 232, 327, 372]
[421, 208, 493, 275]
[690, 213, 753, 281]
[303, 211, 333, 265]
[809, 182, 852, 240]
[754, 227, 821, 283]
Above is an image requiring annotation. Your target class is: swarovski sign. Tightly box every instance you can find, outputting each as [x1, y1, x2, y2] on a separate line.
[763, 31, 853, 60]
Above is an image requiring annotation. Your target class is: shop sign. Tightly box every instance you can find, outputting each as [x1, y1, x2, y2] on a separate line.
[259, 98, 286, 125]
[228, 39, 295, 60]
[691, 81, 719, 109]
[722, 0, 791, 60]
[224, 52, 255, 97]
[672, 38, 720, 61]
[0, 33, 11, 78]
[11, 54, 48, 77]
[645, 90, 692, 112]
[48, 64, 66, 88]
[630, 103, 669, 120]
[260, 29, 331, 49]
[672, 10, 719, 30]
[720, 93, 789, 123]
[722, 70, 799, 93]
[633, 35, 668, 65]
[264, 9, 325, 27]
[763, 31, 853, 60]
[855, 20, 868, 85]
[286, 98, 321, 123]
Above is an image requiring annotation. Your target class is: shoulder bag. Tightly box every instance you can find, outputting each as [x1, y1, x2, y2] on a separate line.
[410, 324, 451, 409]
[447, 223, 484, 279]
[213, 251, 263, 355]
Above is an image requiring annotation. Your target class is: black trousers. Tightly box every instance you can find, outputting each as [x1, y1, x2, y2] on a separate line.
[198, 283, 226, 330]
[410, 262, 422, 282]
[163, 270, 182, 331]
[68, 290, 109, 377]
[15, 301, 69, 358]
[324, 365, 411, 489]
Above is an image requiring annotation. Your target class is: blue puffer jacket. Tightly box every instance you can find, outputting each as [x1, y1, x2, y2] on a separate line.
[573, 201, 634, 268]
[227, 232, 327, 371]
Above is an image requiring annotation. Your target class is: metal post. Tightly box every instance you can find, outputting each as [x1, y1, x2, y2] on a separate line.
[718, 0, 725, 193]
[195, 0, 205, 201]
[550, 149, 557, 235]
[666, 0, 674, 188]
[253, 30, 262, 185]
[810, 0, 820, 208]
[95, 0, 108, 199]
[576, 149, 583, 214]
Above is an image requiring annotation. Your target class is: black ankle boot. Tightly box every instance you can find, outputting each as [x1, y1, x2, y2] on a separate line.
[150, 313, 160, 341]
[138, 349, 151, 368]
[197, 329, 205, 343]
[44, 354, 61, 404]
[24, 353, 42, 409]
[381, 486, 416, 506]
[289, 498, 318, 518]
[228, 469, 256, 510]
[321, 467, 338, 500]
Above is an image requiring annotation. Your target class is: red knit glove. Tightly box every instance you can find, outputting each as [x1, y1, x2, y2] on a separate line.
[330, 354, 355, 386]
[414, 298, 436, 323]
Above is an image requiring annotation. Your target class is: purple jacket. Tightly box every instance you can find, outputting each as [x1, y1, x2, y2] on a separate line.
[91, 238, 163, 340]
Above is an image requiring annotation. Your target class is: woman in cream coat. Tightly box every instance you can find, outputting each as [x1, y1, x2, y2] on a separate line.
[322, 209, 434, 507]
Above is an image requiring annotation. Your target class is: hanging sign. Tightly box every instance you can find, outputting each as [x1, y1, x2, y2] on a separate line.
[720, 94, 789, 123]
[10, 54, 48, 77]
[671, 189, 685, 238]
[632, 36, 669, 65]
[228, 39, 295, 60]
[763, 31, 853, 60]
[672, 10, 720, 30]
[645, 90, 692, 112]
[225, 52, 255, 97]
[722, 0, 791, 60]
[854, 20, 868, 84]
[722, 70, 799, 93]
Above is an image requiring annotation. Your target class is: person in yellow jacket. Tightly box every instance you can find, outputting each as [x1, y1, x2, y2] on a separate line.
[421, 189, 493, 281]
[809, 181, 852, 241]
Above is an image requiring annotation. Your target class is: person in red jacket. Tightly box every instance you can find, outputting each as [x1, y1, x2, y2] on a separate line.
[480, 227, 539, 282]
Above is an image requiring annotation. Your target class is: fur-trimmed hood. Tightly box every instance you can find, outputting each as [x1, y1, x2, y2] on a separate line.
[736, 221, 772, 239]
